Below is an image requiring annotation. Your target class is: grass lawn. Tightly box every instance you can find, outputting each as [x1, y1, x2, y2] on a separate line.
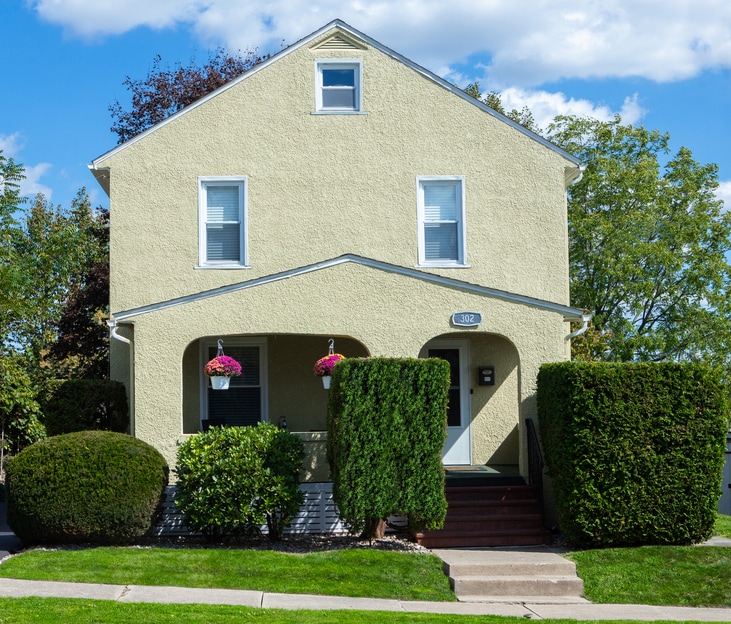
[568, 546, 731, 607]
[715, 513, 731, 538]
[0, 547, 454, 602]
[1, 515, 730, 620]
[0, 598, 710, 624]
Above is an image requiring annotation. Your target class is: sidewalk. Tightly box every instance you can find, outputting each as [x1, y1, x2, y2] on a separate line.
[0, 577, 730, 620]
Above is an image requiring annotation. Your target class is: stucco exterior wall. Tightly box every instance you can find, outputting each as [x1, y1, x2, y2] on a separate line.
[95, 24, 580, 484]
[116, 262, 568, 472]
[96, 28, 572, 316]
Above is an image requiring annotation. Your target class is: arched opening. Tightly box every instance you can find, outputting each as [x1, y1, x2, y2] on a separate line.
[182, 333, 369, 434]
[421, 332, 520, 468]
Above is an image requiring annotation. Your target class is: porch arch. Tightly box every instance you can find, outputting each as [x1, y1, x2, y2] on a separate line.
[421, 332, 520, 468]
[182, 333, 369, 434]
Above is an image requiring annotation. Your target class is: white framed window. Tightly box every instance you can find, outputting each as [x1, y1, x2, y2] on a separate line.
[315, 59, 363, 113]
[199, 337, 268, 429]
[417, 176, 467, 267]
[198, 177, 248, 268]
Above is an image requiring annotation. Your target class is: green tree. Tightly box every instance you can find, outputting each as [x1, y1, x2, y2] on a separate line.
[9, 189, 108, 376]
[109, 48, 269, 144]
[0, 152, 27, 343]
[465, 81, 538, 132]
[547, 115, 731, 369]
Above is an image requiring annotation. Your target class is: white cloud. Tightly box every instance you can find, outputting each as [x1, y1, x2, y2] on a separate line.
[0, 132, 24, 157]
[29, 0, 731, 85]
[0, 132, 53, 199]
[21, 163, 53, 199]
[497, 88, 647, 131]
[716, 181, 731, 212]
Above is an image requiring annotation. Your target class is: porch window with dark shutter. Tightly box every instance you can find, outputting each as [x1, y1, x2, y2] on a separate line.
[206, 344, 262, 427]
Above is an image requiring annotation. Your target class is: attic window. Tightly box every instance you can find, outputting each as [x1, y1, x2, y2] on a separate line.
[315, 59, 362, 113]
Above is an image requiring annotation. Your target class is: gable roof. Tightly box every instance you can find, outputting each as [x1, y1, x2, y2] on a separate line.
[89, 19, 580, 193]
[110, 253, 586, 324]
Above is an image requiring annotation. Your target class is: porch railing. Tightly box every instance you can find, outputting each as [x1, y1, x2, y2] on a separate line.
[525, 418, 545, 515]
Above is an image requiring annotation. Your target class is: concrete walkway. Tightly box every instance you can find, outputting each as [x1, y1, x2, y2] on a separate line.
[2, 501, 730, 620]
[0, 577, 730, 620]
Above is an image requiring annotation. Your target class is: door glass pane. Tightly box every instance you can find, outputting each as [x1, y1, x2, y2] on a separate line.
[429, 348, 461, 427]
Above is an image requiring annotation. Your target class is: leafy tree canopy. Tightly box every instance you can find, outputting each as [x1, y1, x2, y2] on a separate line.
[109, 48, 269, 144]
[465, 81, 538, 132]
[546, 115, 731, 370]
[0, 152, 26, 338]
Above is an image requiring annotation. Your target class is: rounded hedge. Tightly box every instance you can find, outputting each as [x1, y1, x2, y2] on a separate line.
[5, 431, 168, 545]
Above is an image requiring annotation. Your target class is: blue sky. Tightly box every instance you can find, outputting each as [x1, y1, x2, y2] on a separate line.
[2, 0, 731, 211]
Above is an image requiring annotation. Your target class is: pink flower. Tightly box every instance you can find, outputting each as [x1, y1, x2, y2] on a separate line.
[204, 355, 242, 377]
[313, 353, 345, 377]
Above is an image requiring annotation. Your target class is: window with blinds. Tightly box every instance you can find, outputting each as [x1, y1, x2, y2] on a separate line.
[198, 178, 247, 267]
[417, 177, 466, 266]
[204, 343, 264, 428]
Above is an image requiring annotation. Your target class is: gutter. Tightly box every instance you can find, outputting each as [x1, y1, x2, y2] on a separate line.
[566, 313, 592, 340]
[107, 319, 135, 436]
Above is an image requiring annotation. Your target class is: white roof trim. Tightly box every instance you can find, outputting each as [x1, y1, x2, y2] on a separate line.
[111, 254, 586, 322]
[89, 19, 580, 171]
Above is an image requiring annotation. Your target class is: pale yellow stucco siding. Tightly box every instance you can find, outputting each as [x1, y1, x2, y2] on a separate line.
[93, 23, 580, 480]
[96, 28, 572, 315]
[117, 262, 568, 472]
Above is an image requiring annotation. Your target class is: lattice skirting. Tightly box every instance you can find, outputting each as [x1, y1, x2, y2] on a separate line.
[151, 483, 349, 537]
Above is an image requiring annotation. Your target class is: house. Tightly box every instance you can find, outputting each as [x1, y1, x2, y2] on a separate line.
[90, 20, 587, 539]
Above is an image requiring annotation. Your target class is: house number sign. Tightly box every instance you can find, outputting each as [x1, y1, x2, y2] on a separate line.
[451, 312, 482, 327]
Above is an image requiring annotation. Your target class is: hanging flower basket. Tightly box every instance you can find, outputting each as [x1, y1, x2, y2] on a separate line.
[314, 353, 345, 389]
[210, 376, 232, 390]
[204, 355, 242, 390]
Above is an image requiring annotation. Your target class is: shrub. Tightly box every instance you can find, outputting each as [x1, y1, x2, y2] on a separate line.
[5, 430, 168, 544]
[175, 423, 305, 541]
[42, 379, 128, 436]
[327, 357, 449, 538]
[537, 361, 728, 547]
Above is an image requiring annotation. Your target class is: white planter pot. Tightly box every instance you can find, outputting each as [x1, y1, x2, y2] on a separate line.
[210, 376, 231, 390]
[321, 376, 331, 389]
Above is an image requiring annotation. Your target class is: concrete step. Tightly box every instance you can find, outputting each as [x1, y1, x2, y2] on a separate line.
[434, 549, 585, 602]
[453, 574, 585, 598]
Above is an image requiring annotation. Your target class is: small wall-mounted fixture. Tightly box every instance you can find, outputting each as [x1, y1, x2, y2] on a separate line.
[478, 366, 495, 386]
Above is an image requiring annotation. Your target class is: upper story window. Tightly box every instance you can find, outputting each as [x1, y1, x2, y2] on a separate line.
[198, 177, 248, 268]
[417, 177, 467, 267]
[315, 59, 363, 113]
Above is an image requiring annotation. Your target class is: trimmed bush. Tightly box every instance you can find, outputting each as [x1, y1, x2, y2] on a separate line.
[537, 361, 728, 547]
[5, 430, 168, 544]
[175, 423, 305, 541]
[42, 379, 128, 436]
[327, 357, 449, 538]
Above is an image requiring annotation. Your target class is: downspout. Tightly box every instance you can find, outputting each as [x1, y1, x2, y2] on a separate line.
[107, 319, 135, 436]
[566, 313, 592, 340]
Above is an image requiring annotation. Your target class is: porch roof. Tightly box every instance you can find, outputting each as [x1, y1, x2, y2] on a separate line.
[110, 254, 587, 324]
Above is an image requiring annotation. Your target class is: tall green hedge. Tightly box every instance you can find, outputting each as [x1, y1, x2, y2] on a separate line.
[327, 357, 449, 536]
[42, 379, 128, 436]
[537, 361, 728, 547]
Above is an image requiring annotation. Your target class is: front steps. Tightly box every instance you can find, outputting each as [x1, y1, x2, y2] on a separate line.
[414, 484, 551, 548]
[434, 548, 586, 603]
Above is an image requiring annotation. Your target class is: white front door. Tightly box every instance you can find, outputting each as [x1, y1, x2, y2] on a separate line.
[428, 340, 471, 465]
